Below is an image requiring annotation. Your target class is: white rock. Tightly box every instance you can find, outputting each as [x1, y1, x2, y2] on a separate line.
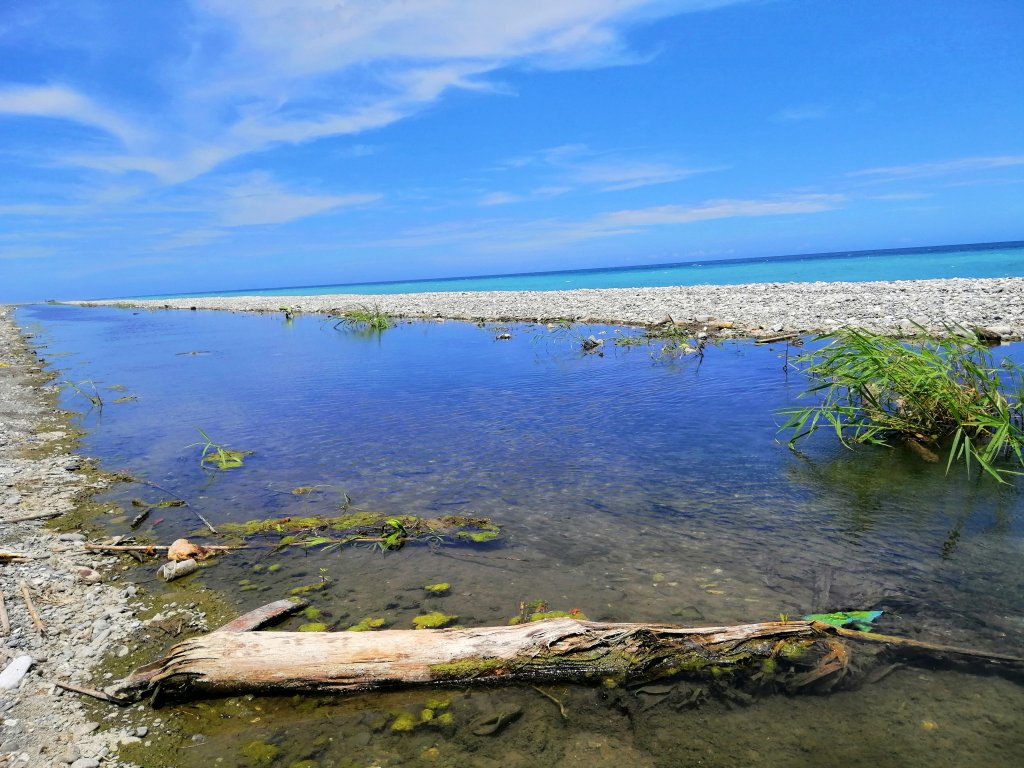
[0, 656, 33, 690]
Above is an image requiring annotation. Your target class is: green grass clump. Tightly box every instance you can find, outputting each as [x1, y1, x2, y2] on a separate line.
[334, 304, 392, 331]
[779, 327, 1024, 482]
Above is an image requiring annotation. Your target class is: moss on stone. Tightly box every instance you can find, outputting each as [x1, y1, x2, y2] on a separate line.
[413, 611, 458, 630]
[455, 530, 499, 543]
[301, 607, 322, 620]
[297, 622, 329, 632]
[347, 616, 387, 632]
[288, 581, 331, 595]
[390, 711, 417, 732]
[423, 582, 450, 594]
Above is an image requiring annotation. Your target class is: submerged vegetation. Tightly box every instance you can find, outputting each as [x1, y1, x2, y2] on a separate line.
[216, 511, 501, 553]
[188, 428, 254, 471]
[780, 327, 1024, 482]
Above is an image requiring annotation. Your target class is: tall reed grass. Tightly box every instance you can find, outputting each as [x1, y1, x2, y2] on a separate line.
[780, 327, 1024, 482]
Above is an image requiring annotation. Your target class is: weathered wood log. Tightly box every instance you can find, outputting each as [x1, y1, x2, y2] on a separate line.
[112, 616, 1024, 702]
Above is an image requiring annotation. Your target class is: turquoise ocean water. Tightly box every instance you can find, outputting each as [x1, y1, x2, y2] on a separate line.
[140, 240, 1024, 299]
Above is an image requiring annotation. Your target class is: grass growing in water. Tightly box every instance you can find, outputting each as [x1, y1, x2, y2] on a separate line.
[779, 327, 1024, 482]
[334, 304, 392, 331]
[187, 428, 254, 470]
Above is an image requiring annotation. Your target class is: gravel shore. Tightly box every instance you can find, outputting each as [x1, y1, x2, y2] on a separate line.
[0, 306, 146, 768]
[83, 276, 1024, 338]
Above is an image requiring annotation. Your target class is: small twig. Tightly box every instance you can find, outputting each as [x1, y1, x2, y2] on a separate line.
[19, 579, 45, 634]
[755, 332, 800, 345]
[55, 680, 130, 705]
[0, 591, 10, 635]
[6, 510, 62, 523]
[139, 479, 217, 534]
[532, 685, 569, 719]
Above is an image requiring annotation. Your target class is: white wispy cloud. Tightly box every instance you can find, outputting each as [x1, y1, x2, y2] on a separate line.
[479, 192, 525, 207]
[771, 104, 827, 123]
[381, 193, 844, 249]
[13, 1, 751, 186]
[0, 84, 144, 146]
[849, 155, 1024, 180]
[480, 143, 718, 204]
[214, 174, 380, 227]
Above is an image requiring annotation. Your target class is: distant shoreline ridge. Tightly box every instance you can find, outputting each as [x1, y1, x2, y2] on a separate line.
[125, 239, 1024, 301]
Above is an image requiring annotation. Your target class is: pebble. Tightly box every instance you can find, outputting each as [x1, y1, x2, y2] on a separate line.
[58, 533, 86, 542]
[70, 758, 100, 768]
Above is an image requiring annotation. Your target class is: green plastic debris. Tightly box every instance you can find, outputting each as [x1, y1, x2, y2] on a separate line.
[803, 610, 883, 632]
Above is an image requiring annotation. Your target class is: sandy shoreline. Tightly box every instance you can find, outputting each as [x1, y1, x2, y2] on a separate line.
[78, 276, 1024, 339]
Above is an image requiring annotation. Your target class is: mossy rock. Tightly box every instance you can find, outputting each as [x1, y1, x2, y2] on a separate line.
[297, 623, 329, 632]
[424, 582, 451, 594]
[301, 607, 322, 620]
[289, 581, 331, 596]
[347, 616, 387, 632]
[390, 711, 417, 732]
[413, 611, 458, 630]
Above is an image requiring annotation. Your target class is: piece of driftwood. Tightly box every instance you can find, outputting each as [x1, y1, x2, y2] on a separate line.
[112, 615, 1024, 702]
[19, 580, 45, 634]
[213, 598, 307, 633]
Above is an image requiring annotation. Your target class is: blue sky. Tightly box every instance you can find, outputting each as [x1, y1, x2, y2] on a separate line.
[1, 0, 1022, 301]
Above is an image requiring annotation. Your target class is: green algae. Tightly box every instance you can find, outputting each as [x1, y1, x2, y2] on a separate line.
[456, 530, 499, 543]
[390, 712, 417, 732]
[267, 563, 282, 573]
[420, 708, 435, 722]
[241, 740, 281, 765]
[301, 607, 322, 620]
[508, 609, 588, 625]
[347, 616, 387, 631]
[289, 580, 331, 596]
[297, 622, 329, 632]
[413, 611, 458, 629]
[429, 657, 504, 680]
[424, 582, 451, 594]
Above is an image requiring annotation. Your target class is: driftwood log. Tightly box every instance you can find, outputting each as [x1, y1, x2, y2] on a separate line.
[112, 612, 1024, 702]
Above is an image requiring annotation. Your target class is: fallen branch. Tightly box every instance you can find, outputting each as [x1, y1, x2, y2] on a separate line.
[55, 680, 130, 705]
[0, 552, 32, 563]
[110, 615, 1024, 703]
[5, 510, 62, 523]
[18, 580, 44, 634]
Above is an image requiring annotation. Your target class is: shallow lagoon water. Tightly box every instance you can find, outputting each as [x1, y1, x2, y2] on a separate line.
[19, 304, 1024, 767]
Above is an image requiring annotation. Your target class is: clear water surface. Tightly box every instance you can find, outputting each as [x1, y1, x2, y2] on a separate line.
[18, 304, 1024, 768]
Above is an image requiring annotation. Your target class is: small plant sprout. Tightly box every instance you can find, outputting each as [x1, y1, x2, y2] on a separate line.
[187, 428, 254, 471]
